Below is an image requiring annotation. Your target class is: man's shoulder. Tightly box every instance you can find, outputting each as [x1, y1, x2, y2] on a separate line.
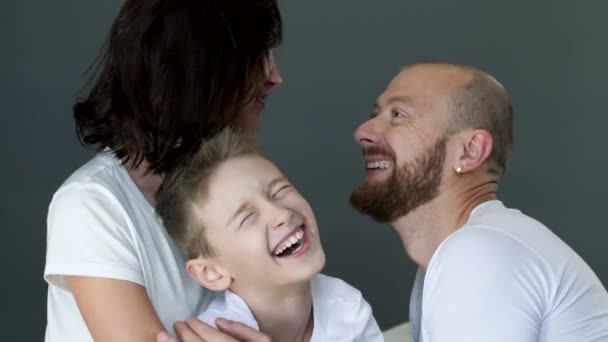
[424, 224, 559, 303]
[466, 200, 556, 245]
[433, 201, 570, 280]
[434, 225, 541, 267]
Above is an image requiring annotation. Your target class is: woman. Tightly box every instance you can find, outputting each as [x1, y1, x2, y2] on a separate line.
[44, 1, 283, 341]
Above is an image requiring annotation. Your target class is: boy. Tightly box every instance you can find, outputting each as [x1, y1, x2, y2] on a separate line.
[156, 128, 384, 342]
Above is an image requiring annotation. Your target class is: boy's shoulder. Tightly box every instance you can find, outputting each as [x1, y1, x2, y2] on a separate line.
[198, 290, 259, 330]
[310, 274, 382, 341]
[311, 273, 365, 307]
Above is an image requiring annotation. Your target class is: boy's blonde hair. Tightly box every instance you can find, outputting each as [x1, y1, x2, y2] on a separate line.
[156, 127, 262, 259]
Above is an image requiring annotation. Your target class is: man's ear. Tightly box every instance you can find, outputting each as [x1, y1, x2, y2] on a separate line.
[186, 257, 232, 292]
[452, 129, 493, 174]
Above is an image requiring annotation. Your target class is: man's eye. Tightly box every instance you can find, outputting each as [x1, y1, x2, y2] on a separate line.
[392, 110, 405, 118]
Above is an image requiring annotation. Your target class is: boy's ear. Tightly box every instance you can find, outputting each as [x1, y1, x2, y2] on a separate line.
[186, 257, 232, 291]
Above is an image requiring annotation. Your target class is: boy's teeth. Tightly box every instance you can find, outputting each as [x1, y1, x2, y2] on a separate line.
[274, 228, 305, 256]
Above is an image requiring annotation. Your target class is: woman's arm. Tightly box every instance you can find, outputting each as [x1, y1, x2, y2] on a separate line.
[68, 276, 165, 342]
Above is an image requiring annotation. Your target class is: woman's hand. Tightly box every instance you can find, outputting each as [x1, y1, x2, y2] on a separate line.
[158, 318, 272, 342]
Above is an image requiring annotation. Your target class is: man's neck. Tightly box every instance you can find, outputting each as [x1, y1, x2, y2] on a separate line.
[393, 180, 498, 270]
[234, 281, 313, 342]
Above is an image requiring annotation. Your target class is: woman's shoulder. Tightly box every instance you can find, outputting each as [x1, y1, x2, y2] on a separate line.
[48, 151, 140, 223]
[58, 152, 124, 192]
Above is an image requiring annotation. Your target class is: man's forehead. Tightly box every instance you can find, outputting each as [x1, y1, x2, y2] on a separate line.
[377, 66, 470, 106]
[375, 93, 415, 107]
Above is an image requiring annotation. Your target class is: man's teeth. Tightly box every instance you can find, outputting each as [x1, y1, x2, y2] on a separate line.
[274, 229, 304, 256]
[367, 161, 391, 169]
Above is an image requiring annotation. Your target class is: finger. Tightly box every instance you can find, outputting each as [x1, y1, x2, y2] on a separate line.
[157, 331, 178, 342]
[174, 320, 206, 342]
[184, 318, 239, 342]
[216, 318, 271, 342]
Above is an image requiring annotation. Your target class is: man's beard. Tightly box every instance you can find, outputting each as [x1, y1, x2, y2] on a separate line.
[350, 137, 446, 223]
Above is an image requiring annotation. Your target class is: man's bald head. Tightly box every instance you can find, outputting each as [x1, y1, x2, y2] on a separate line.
[405, 62, 514, 175]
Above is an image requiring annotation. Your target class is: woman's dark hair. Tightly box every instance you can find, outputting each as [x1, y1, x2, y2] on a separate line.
[74, 0, 282, 174]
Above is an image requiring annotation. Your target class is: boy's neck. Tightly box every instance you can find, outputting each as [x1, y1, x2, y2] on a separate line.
[233, 281, 314, 342]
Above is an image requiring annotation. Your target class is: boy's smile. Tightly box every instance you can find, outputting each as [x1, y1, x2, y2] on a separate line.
[272, 223, 311, 259]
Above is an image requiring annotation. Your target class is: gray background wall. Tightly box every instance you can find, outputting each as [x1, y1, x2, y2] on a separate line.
[2, 0, 607, 340]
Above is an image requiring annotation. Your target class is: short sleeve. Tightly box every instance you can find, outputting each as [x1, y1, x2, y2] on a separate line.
[44, 182, 144, 291]
[351, 292, 383, 342]
[421, 227, 550, 342]
[313, 274, 384, 342]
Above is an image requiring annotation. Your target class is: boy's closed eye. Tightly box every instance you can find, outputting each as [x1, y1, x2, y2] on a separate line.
[272, 184, 291, 199]
[240, 211, 257, 229]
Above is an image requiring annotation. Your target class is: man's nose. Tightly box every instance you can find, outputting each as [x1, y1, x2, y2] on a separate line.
[354, 118, 381, 148]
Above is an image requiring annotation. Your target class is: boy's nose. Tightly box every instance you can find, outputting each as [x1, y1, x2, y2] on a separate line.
[270, 205, 292, 230]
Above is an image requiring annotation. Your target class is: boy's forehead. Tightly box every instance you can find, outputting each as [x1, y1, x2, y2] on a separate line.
[200, 156, 287, 220]
[207, 156, 285, 198]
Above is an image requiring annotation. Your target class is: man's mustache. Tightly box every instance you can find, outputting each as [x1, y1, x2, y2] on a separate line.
[362, 145, 396, 160]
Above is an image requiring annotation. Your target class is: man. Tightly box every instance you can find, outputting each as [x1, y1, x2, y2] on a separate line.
[350, 62, 608, 341]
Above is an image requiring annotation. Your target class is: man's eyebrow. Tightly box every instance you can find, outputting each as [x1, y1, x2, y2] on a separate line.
[374, 96, 413, 109]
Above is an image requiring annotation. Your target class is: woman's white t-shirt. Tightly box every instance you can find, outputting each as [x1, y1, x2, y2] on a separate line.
[44, 151, 212, 342]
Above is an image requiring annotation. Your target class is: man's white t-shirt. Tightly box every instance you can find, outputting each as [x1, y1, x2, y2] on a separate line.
[199, 274, 384, 342]
[44, 152, 212, 342]
[409, 200, 608, 342]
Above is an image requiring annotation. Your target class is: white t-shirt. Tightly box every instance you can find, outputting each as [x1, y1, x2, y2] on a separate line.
[409, 200, 608, 342]
[44, 152, 213, 342]
[199, 274, 384, 342]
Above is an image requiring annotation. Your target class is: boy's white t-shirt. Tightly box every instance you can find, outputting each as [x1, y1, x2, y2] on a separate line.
[409, 200, 608, 342]
[199, 274, 384, 342]
[44, 152, 212, 342]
